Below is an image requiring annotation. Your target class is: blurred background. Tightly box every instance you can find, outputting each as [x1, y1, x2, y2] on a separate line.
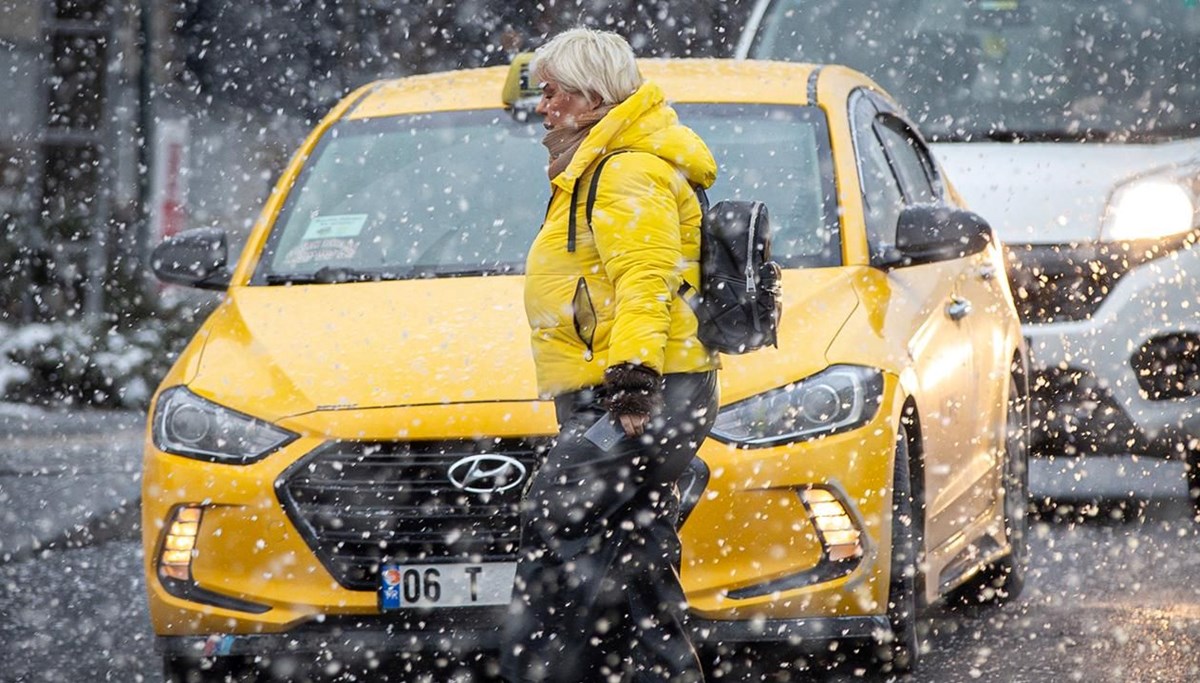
[0, 0, 751, 409]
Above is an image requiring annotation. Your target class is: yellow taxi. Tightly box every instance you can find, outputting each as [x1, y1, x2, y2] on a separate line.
[144, 58, 1030, 679]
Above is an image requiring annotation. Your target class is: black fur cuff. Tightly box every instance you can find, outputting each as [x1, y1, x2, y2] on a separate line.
[603, 363, 663, 417]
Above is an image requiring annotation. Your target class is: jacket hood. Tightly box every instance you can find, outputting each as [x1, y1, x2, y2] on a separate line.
[552, 81, 718, 192]
[187, 279, 539, 422]
[933, 139, 1200, 244]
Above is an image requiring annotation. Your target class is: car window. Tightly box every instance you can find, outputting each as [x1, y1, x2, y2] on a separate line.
[686, 105, 841, 268]
[874, 116, 938, 205]
[852, 97, 904, 261]
[253, 105, 842, 283]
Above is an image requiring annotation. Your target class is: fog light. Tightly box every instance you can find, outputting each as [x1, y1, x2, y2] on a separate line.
[159, 505, 202, 581]
[725, 486, 867, 599]
[799, 488, 863, 562]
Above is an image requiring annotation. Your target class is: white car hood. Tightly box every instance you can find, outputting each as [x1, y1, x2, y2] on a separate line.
[932, 139, 1200, 245]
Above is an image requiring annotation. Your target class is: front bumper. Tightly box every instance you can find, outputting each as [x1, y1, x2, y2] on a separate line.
[1015, 242, 1200, 456]
[157, 611, 891, 659]
[144, 379, 903, 644]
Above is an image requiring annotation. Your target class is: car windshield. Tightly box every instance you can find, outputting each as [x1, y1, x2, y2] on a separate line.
[750, 0, 1200, 141]
[254, 104, 838, 283]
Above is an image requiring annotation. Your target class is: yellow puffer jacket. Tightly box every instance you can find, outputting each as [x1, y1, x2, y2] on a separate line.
[524, 81, 719, 398]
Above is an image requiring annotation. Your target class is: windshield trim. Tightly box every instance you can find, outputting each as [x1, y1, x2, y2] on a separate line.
[734, 0, 775, 59]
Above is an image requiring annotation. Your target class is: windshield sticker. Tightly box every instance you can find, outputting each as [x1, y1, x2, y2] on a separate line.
[281, 238, 360, 266]
[302, 214, 368, 240]
[967, 0, 1030, 25]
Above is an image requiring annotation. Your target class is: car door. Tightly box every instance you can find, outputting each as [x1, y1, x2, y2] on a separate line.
[852, 92, 984, 553]
[885, 107, 1007, 546]
[878, 106, 1012, 567]
[873, 109, 985, 422]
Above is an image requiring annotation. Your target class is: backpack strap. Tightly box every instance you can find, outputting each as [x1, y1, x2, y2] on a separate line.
[566, 177, 581, 252]
[678, 185, 710, 300]
[567, 150, 631, 252]
[585, 150, 632, 227]
[569, 153, 711, 307]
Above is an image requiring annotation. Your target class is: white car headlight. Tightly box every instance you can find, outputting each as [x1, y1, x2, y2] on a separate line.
[711, 365, 884, 447]
[1101, 175, 1197, 242]
[152, 387, 297, 463]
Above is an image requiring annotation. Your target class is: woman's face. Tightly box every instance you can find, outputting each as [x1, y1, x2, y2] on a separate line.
[535, 79, 599, 130]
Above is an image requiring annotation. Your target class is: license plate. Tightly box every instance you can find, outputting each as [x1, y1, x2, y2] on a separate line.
[379, 562, 516, 609]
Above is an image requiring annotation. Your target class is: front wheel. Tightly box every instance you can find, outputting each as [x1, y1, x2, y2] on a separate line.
[876, 428, 921, 674]
[1185, 440, 1200, 520]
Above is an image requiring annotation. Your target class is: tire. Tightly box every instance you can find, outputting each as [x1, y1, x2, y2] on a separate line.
[163, 655, 259, 683]
[877, 428, 921, 674]
[954, 374, 1030, 606]
[1185, 441, 1200, 520]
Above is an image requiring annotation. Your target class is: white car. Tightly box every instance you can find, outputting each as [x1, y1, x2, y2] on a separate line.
[739, 0, 1200, 510]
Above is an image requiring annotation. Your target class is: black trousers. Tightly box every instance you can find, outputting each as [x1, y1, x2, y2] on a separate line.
[500, 371, 718, 683]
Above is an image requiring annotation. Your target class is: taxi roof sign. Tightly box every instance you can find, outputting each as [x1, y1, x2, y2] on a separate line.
[502, 52, 540, 108]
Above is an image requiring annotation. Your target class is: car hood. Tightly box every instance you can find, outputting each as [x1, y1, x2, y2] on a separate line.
[932, 139, 1200, 245]
[186, 271, 859, 420]
[706, 268, 860, 405]
[188, 278, 540, 421]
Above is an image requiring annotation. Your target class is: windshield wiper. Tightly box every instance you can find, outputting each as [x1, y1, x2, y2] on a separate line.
[932, 126, 1119, 143]
[265, 266, 397, 285]
[264, 265, 516, 284]
[1122, 121, 1200, 143]
[407, 266, 515, 278]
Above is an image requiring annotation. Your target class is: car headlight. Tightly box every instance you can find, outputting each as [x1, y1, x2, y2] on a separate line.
[152, 386, 298, 463]
[711, 365, 884, 447]
[1101, 174, 1197, 242]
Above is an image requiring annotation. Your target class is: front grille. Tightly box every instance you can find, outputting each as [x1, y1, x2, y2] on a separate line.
[1004, 236, 1195, 324]
[278, 439, 547, 591]
[1004, 243, 1127, 324]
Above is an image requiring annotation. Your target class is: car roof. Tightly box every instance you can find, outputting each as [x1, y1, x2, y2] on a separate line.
[345, 59, 875, 120]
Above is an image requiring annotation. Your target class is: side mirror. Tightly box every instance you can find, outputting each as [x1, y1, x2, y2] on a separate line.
[150, 228, 232, 290]
[882, 204, 994, 268]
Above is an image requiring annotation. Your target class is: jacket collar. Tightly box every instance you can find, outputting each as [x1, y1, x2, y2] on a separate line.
[550, 82, 667, 193]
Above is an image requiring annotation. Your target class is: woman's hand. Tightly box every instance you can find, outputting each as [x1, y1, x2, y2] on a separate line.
[603, 363, 663, 437]
[617, 413, 650, 437]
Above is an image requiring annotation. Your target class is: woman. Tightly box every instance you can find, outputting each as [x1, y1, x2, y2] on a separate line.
[501, 28, 719, 683]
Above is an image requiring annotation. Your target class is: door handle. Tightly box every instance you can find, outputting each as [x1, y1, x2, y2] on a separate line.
[946, 297, 972, 321]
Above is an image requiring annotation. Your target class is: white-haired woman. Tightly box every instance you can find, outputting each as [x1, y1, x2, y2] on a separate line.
[501, 28, 718, 683]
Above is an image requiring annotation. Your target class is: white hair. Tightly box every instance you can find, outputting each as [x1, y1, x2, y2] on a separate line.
[529, 28, 644, 105]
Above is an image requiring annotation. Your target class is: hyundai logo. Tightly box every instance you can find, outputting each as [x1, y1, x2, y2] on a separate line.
[447, 454, 527, 493]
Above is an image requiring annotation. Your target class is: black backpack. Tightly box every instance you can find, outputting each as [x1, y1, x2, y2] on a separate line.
[568, 151, 782, 355]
